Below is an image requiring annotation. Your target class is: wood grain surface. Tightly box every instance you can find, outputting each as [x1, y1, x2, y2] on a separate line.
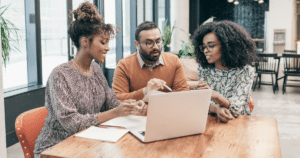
[41, 115, 282, 158]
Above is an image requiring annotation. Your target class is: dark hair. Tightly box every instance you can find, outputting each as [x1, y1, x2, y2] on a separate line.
[68, 2, 116, 48]
[135, 21, 159, 41]
[192, 20, 257, 68]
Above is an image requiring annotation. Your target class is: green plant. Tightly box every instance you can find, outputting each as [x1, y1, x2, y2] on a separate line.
[161, 19, 175, 48]
[178, 37, 195, 58]
[178, 17, 215, 58]
[0, 4, 20, 67]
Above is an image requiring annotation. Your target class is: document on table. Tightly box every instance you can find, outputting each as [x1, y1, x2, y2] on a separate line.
[75, 126, 129, 142]
[101, 115, 147, 128]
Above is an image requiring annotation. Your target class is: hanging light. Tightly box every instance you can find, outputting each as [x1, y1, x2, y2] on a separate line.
[234, 0, 239, 5]
[258, 0, 264, 4]
[228, 0, 234, 3]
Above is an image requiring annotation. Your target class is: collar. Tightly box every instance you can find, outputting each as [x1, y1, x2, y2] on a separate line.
[137, 51, 164, 70]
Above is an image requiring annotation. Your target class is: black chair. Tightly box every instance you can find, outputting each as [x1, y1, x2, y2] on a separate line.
[284, 50, 297, 54]
[281, 53, 300, 94]
[253, 53, 280, 93]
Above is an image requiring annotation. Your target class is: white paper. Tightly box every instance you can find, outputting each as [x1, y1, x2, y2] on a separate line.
[101, 115, 147, 128]
[75, 126, 129, 142]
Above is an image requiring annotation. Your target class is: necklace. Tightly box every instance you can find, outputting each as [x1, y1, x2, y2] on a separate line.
[72, 60, 93, 76]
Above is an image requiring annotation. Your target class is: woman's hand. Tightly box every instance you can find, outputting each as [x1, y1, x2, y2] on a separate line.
[135, 100, 148, 115]
[145, 78, 166, 95]
[216, 106, 234, 123]
[114, 99, 136, 117]
[195, 78, 219, 99]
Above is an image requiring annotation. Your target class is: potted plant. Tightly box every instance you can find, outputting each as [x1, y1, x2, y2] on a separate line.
[178, 37, 195, 59]
[161, 19, 175, 52]
[178, 17, 215, 58]
[0, 4, 20, 67]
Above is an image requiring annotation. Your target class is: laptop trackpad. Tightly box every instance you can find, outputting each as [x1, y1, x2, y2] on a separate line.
[127, 124, 146, 142]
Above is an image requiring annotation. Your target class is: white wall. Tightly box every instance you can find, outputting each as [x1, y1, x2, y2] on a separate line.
[0, 33, 7, 157]
[170, 0, 189, 52]
[266, 0, 296, 52]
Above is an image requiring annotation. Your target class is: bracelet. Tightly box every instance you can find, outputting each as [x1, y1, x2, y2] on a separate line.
[143, 87, 147, 95]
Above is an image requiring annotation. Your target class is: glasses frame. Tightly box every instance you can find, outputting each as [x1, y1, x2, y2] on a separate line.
[139, 39, 162, 48]
[199, 43, 221, 52]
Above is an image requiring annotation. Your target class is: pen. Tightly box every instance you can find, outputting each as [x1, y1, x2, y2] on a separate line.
[163, 84, 172, 92]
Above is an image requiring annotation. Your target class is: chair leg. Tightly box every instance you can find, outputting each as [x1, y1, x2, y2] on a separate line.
[253, 74, 259, 91]
[271, 74, 275, 94]
[258, 74, 261, 88]
[275, 74, 279, 90]
[283, 75, 287, 94]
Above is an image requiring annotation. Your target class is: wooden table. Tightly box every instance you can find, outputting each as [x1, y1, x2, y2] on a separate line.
[41, 115, 282, 158]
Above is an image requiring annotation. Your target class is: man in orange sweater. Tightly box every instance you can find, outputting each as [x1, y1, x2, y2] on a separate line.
[112, 21, 189, 101]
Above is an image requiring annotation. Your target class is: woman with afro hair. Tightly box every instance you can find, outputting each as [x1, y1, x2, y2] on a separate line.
[193, 21, 257, 123]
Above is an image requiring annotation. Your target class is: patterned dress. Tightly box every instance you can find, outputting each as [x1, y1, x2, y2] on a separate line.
[34, 62, 121, 158]
[197, 65, 254, 117]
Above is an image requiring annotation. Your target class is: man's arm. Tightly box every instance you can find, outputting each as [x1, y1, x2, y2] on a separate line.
[172, 58, 190, 92]
[112, 61, 145, 101]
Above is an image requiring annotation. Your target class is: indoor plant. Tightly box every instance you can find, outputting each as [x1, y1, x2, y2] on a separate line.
[161, 19, 175, 52]
[0, 4, 20, 67]
[178, 17, 215, 58]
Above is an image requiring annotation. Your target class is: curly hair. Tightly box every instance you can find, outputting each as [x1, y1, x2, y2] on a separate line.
[68, 2, 116, 48]
[192, 20, 257, 68]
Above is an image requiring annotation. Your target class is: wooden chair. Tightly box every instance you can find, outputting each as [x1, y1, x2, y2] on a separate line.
[253, 53, 280, 93]
[15, 107, 48, 158]
[282, 53, 300, 94]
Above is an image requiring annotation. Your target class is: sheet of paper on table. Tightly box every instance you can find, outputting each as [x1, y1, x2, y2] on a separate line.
[101, 115, 147, 128]
[75, 126, 129, 142]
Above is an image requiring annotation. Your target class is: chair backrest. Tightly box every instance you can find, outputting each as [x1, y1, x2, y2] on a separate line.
[255, 53, 280, 73]
[282, 53, 300, 73]
[283, 50, 297, 54]
[15, 107, 48, 158]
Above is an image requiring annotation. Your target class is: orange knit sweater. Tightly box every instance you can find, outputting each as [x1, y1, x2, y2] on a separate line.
[112, 52, 189, 100]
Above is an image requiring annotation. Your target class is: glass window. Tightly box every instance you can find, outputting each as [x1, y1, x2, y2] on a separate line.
[137, 0, 144, 25]
[104, 0, 116, 68]
[158, 0, 165, 32]
[1, 0, 27, 90]
[123, 0, 131, 57]
[40, 0, 68, 85]
[145, 0, 153, 21]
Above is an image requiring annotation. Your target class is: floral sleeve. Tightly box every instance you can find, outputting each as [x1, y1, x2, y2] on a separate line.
[227, 66, 254, 117]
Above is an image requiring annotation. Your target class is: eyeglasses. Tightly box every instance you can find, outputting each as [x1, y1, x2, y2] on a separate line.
[139, 39, 162, 48]
[199, 43, 220, 52]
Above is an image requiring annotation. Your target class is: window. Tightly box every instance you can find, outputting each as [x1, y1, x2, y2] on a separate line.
[123, 0, 131, 57]
[104, 0, 116, 68]
[145, 0, 153, 21]
[1, 0, 27, 90]
[157, 0, 165, 32]
[40, 0, 68, 85]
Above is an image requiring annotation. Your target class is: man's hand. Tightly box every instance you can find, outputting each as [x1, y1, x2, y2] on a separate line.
[145, 78, 166, 95]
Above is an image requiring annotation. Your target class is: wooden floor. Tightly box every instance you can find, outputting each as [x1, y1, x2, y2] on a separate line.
[7, 82, 300, 158]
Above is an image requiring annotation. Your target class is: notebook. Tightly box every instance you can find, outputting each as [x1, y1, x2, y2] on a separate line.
[128, 89, 212, 142]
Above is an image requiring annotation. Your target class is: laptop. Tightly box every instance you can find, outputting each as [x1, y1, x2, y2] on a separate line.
[128, 89, 212, 143]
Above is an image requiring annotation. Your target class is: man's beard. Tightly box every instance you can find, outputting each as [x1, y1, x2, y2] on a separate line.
[139, 46, 161, 62]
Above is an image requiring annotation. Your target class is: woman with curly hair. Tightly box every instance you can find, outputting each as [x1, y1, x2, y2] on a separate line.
[34, 2, 145, 157]
[193, 21, 257, 123]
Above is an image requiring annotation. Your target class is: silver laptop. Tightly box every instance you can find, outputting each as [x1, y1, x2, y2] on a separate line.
[128, 89, 212, 143]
